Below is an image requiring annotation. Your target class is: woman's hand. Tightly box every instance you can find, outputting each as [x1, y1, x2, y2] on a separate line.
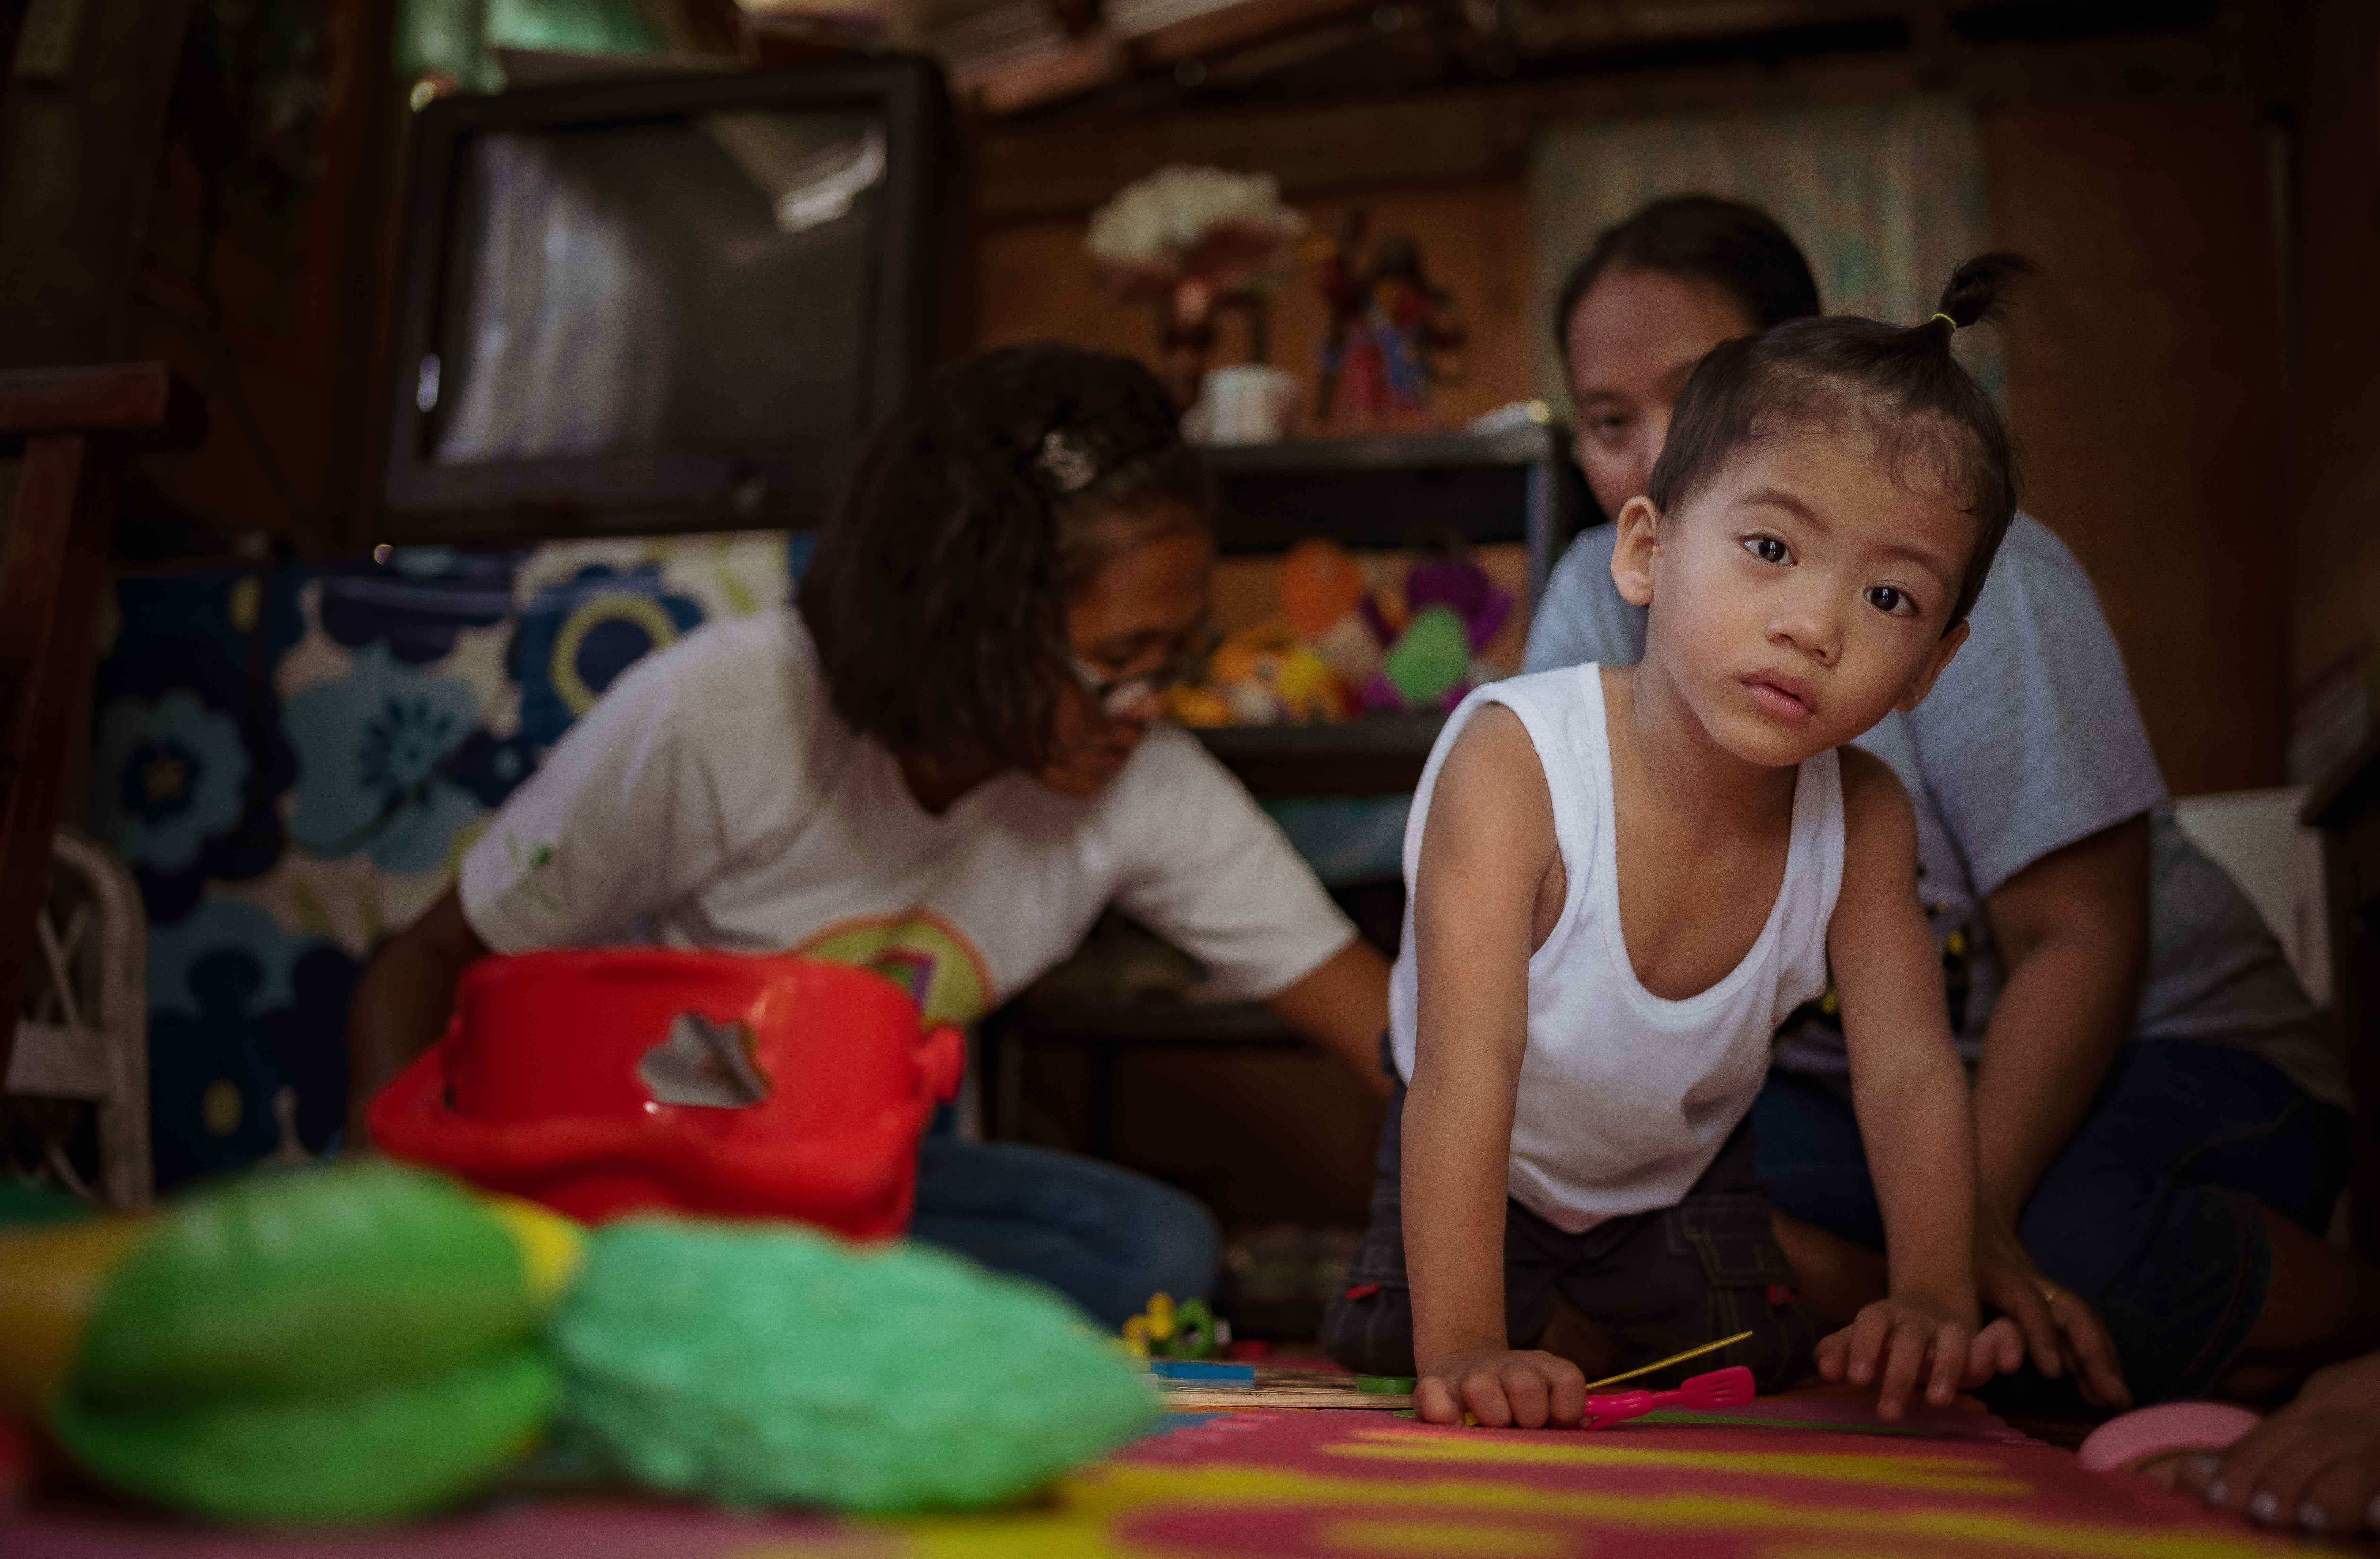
[1415, 1347, 1587, 1429]
[1971, 1206, 2131, 1408]
[2174, 1351, 2380, 1536]
[1817, 1292, 1980, 1420]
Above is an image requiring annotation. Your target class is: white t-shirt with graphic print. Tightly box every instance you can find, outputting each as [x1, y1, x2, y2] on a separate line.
[457, 608, 1356, 1025]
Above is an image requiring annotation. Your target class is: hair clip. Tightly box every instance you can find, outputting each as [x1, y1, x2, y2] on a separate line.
[1038, 429, 1099, 493]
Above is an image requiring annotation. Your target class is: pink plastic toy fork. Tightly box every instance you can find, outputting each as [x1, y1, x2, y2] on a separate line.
[1578, 1365, 1756, 1430]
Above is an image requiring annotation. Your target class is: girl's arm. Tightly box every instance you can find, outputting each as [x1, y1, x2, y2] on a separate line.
[1819, 748, 1986, 1417]
[1265, 938, 1394, 1098]
[1405, 707, 1586, 1429]
[347, 888, 488, 1144]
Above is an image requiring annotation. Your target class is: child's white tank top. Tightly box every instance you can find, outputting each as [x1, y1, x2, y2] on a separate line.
[1387, 664, 1846, 1234]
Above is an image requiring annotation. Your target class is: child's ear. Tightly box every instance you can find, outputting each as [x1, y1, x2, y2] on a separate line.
[1897, 619, 1969, 711]
[1610, 496, 1663, 608]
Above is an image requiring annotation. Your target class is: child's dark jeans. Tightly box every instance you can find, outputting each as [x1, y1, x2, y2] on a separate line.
[1321, 1079, 1819, 1392]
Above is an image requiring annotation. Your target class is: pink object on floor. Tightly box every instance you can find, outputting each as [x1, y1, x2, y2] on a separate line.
[1581, 1366, 1756, 1430]
[2077, 1401, 2263, 1473]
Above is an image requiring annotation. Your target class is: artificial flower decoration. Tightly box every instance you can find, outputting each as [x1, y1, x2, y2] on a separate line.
[1086, 166, 1306, 406]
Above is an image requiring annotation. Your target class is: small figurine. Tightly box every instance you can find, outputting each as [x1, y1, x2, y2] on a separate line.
[1311, 211, 1466, 431]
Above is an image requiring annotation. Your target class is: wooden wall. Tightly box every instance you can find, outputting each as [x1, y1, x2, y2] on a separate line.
[1980, 99, 2291, 796]
[2290, 0, 2380, 714]
[974, 74, 2303, 797]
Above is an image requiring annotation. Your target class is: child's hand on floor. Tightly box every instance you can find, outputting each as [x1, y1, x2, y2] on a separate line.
[1816, 1294, 1981, 1420]
[1415, 1348, 1587, 1429]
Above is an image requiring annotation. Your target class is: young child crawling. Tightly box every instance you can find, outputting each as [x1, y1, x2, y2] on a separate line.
[1322, 257, 2036, 1426]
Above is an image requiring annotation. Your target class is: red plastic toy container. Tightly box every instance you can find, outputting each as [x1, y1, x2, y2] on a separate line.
[369, 949, 964, 1236]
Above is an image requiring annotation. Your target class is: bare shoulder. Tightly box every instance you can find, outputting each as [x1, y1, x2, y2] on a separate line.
[1438, 703, 1543, 799]
[1835, 745, 1916, 859]
[1425, 703, 1555, 860]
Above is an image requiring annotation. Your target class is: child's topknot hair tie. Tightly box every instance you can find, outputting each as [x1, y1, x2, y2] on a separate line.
[1645, 250, 2037, 630]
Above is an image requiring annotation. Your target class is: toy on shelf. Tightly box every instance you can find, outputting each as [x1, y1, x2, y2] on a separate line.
[1311, 209, 1466, 433]
[1087, 166, 1306, 411]
[1172, 539, 1515, 727]
[370, 949, 964, 1234]
[1170, 622, 1349, 728]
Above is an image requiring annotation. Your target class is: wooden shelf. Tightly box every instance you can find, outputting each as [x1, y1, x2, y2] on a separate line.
[1203, 424, 1562, 476]
[1206, 425, 1576, 601]
[1001, 992, 1305, 1048]
[1191, 714, 1443, 796]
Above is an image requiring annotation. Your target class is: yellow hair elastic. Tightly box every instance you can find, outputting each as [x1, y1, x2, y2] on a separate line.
[1929, 311, 1958, 331]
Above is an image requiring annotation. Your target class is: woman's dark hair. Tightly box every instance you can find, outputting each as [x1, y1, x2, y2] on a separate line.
[798, 342, 1211, 772]
[1647, 254, 2033, 629]
[1552, 196, 1822, 365]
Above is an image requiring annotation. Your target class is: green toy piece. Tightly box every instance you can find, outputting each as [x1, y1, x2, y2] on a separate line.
[53, 1348, 558, 1525]
[548, 1218, 1160, 1511]
[75, 1161, 537, 1408]
[1160, 1296, 1218, 1360]
[1380, 605, 1472, 709]
[52, 1161, 565, 1525]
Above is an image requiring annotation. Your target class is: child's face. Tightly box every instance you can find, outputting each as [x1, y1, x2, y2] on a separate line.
[1613, 426, 1973, 767]
[1041, 522, 1213, 796]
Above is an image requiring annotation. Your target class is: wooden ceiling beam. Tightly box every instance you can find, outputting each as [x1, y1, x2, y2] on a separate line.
[972, 24, 2265, 221]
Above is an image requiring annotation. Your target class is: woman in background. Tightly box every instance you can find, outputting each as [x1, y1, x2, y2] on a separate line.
[348, 342, 1392, 1327]
[1528, 195, 2376, 1410]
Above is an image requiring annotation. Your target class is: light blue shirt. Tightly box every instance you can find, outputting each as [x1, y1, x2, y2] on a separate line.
[1524, 515, 2342, 1107]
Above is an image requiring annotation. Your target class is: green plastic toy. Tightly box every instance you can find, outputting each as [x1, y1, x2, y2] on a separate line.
[548, 1218, 1160, 1511]
[8, 1161, 577, 1524]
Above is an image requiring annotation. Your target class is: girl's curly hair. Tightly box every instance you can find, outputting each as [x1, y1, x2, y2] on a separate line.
[797, 342, 1212, 771]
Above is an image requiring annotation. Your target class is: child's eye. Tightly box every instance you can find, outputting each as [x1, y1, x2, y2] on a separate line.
[1741, 536, 1792, 565]
[1865, 584, 1920, 617]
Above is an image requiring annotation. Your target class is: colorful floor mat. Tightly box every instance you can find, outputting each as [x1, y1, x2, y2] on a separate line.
[13, 1395, 2302, 1558]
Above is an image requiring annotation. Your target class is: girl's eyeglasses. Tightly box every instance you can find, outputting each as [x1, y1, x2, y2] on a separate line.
[1071, 625, 1222, 718]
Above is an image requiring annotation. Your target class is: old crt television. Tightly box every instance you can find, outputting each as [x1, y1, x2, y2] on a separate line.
[381, 56, 954, 540]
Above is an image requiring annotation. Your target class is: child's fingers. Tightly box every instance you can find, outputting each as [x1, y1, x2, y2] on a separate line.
[1962, 1317, 2023, 1387]
[1458, 1367, 1516, 1429]
[1414, 1375, 1465, 1425]
[1925, 1322, 1969, 1406]
[1815, 1325, 1850, 1382]
[1844, 1304, 1895, 1387]
[1874, 1314, 1930, 1420]
[1541, 1355, 1588, 1427]
[1497, 1359, 1552, 1430]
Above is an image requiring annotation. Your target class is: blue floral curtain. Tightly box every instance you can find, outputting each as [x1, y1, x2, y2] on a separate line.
[1528, 98, 1998, 407]
[90, 532, 808, 1190]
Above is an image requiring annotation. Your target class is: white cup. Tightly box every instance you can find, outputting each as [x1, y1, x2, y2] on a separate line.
[1191, 364, 1298, 445]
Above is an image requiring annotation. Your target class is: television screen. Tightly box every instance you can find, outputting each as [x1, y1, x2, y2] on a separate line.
[382, 60, 950, 541]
